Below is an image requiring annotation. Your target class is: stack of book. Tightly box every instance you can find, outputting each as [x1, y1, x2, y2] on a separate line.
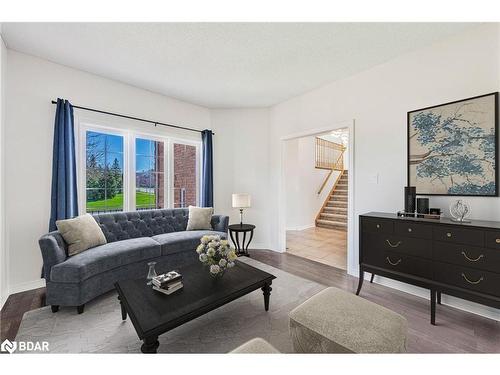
[152, 271, 183, 295]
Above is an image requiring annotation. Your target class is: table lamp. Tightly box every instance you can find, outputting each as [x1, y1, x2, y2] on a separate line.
[232, 193, 251, 225]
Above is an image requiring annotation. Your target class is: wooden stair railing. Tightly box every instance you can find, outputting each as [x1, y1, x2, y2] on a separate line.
[315, 137, 345, 170]
[317, 169, 334, 195]
[315, 137, 345, 195]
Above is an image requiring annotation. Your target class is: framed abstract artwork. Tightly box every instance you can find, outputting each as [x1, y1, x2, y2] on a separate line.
[407, 92, 498, 196]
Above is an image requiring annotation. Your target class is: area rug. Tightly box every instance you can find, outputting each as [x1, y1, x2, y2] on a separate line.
[15, 258, 326, 353]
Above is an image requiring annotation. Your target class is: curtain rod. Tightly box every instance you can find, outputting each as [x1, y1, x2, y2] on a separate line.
[51, 100, 215, 135]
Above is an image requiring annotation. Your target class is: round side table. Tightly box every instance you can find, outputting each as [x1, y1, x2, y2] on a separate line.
[228, 224, 256, 257]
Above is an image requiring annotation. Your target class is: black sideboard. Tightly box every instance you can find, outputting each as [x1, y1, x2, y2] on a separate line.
[357, 212, 500, 325]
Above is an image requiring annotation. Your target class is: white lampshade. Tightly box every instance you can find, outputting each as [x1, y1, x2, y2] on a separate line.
[232, 193, 251, 208]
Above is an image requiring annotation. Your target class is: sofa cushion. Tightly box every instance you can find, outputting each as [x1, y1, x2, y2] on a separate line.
[56, 214, 107, 256]
[153, 230, 227, 256]
[50, 237, 161, 283]
[186, 206, 214, 230]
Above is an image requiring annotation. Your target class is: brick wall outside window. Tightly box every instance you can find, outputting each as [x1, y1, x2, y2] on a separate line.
[173, 143, 197, 207]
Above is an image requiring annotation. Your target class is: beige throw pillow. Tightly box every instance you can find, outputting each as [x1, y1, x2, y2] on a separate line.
[56, 214, 107, 256]
[186, 206, 214, 231]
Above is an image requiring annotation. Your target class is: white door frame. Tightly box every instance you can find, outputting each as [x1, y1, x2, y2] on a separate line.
[278, 120, 356, 275]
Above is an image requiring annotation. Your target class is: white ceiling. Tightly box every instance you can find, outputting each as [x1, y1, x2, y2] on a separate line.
[1, 23, 480, 108]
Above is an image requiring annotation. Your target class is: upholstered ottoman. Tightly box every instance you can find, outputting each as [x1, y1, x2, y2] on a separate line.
[289, 287, 407, 353]
[231, 338, 280, 353]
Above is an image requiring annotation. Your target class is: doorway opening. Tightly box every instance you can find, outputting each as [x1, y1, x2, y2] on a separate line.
[284, 127, 350, 270]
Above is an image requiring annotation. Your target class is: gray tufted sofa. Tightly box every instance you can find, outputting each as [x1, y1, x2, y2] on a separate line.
[39, 208, 229, 313]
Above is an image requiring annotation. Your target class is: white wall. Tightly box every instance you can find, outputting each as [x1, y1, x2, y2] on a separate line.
[210, 108, 271, 248]
[0, 34, 7, 309]
[269, 24, 500, 319]
[4, 50, 212, 294]
[285, 136, 339, 230]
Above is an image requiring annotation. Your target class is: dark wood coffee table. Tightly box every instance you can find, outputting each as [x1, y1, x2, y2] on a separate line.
[114, 260, 276, 353]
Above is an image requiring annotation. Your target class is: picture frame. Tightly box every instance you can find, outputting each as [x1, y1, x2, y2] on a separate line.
[407, 92, 499, 197]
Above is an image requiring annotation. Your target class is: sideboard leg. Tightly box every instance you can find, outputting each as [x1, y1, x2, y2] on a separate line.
[355, 266, 364, 295]
[437, 291, 442, 305]
[370, 273, 375, 283]
[430, 290, 436, 325]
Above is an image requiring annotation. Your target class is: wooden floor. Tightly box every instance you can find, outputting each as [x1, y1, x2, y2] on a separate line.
[286, 226, 347, 269]
[1, 249, 499, 352]
[251, 250, 500, 353]
[1, 286, 46, 342]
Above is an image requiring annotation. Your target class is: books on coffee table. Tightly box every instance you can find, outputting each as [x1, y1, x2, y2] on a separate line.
[152, 271, 183, 295]
[153, 283, 183, 295]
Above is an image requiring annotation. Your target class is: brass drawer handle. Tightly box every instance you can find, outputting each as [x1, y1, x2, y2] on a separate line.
[376, 224, 381, 229]
[496, 238, 500, 244]
[407, 228, 412, 232]
[386, 239, 402, 248]
[446, 232, 452, 238]
[461, 251, 484, 262]
[386, 257, 402, 266]
[461, 273, 484, 285]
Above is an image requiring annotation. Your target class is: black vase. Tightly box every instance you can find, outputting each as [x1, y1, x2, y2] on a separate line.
[417, 197, 430, 217]
[404, 187, 416, 214]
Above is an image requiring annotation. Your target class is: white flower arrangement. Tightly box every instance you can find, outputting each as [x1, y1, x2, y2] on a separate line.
[197, 235, 237, 277]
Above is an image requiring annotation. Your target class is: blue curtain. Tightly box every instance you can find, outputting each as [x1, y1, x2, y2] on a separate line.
[201, 129, 214, 207]
[49, 99, 78, 231]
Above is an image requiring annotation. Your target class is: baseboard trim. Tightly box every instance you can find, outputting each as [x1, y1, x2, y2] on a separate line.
[248, 243, 271, 251]
[286, 224, 315, 231]
[8, 279, 46, 295]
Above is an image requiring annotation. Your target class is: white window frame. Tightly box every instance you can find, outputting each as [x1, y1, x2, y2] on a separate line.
[78, 121, 130, 215]
[132, 132, 169, 211]
[76, 119, 202, 214]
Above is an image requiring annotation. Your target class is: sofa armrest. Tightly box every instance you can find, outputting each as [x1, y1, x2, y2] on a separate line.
[211, 215, 229, 233]
[38, 231, 68, 281]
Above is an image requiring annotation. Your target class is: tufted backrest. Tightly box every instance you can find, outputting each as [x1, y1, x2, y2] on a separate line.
[92, 209, 190, 243]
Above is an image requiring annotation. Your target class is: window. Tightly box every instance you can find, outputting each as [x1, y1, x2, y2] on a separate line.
[85, 130, 124, 213]
[79, 124, 200, 214]
[135, 138, 165, 210]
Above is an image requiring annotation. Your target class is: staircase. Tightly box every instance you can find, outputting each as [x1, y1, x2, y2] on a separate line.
[316, 170, 348, 231]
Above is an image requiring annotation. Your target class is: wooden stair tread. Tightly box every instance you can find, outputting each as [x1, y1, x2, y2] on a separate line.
[316, 220, 347, 230]
[323, 206, 347, 211]
[318, 219, 347, 227]
[320, 214, 347, 222]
